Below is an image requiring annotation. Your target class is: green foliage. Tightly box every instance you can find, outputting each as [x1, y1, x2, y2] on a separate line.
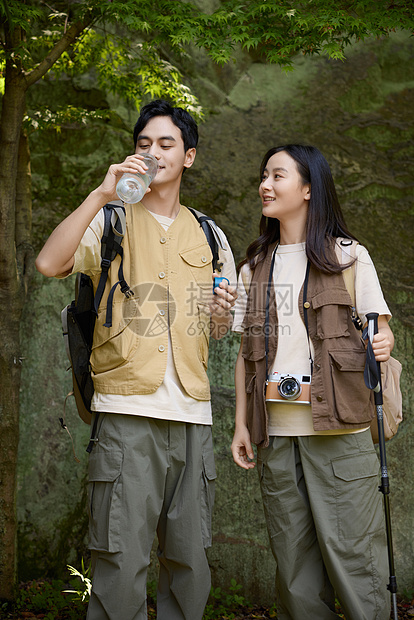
[0, 575, 276, 619]
[146, 578, 158, 601]
[0, 563, 92, 618]
[203, 578, 249, 619]
[2, 0, 414, 88]
[335, 599, 347, 619]
[23, 106, 114, 133]
[64, 559, 92, 603]
[401, 586, 414, 602]
[0, 1, 204, 128]
[94, 38, 202, 117]
[194, 0, 414, 67]
[0, 579, 87, 619]
[1, 0, 413, 129]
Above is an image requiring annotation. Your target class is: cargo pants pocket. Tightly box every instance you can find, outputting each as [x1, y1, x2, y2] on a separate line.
[332, 450, 383, 541]
[200, 429, 216, 549]
[88, 448, 124, 553]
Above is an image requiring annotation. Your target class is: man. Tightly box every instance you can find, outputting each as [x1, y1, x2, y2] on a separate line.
[36, 99, 237, 620]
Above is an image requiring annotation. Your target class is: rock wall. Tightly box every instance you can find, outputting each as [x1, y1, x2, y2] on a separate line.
[19, 32, 413, 601]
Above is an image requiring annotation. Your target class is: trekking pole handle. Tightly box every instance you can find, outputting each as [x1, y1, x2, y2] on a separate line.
[366, 312, 382, 400]
[366, 312, 379, 340]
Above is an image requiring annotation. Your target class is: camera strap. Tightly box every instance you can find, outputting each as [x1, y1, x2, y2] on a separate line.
[265, 245, 278, 381]
[265, 250, 313, 380]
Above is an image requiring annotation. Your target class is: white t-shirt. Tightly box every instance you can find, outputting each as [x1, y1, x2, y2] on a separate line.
[71, 202, 237, 425]
[233, 241, 391, 436]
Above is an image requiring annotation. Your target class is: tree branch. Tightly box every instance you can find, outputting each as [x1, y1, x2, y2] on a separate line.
[25, 18, 93, 88]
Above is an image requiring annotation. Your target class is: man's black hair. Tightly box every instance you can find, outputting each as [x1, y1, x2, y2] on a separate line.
[133, 100, 198, 152]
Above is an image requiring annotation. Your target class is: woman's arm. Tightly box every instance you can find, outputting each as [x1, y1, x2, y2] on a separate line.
[231, 337, 256, 469]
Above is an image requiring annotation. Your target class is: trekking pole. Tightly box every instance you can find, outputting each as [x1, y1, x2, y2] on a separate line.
[365, 312, 398, 620]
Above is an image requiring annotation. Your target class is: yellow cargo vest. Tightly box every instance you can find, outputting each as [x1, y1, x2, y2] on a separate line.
[89, 203, 213, 400]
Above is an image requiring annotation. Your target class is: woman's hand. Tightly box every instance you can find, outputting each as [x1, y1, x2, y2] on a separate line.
[231, 423, 255, 470]
[370, 315, 394, 362]
[372, 331, 392, 362]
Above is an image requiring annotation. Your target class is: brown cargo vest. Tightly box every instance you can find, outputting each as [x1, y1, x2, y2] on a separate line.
[242, 240, 375, 446]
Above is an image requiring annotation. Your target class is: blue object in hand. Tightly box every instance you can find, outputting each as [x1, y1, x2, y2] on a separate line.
[213, 276, 230, 293]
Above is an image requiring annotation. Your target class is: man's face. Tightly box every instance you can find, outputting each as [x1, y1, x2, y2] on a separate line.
[135, 116, 196, 188]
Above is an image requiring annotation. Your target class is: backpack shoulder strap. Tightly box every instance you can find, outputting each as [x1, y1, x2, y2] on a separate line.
[187, 207, 225, 273]
[93, 203, 133, 327]
[336, 238, 363, 331]
[337, 237, 357, 305]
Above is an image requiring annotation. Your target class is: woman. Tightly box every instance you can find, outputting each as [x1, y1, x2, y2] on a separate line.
[231, 145, 393, 620]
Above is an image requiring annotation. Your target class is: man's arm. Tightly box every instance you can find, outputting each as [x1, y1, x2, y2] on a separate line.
[35, 154, 150, 278]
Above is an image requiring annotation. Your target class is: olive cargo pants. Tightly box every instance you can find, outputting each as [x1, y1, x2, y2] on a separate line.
[86, 414, 216, 620]
[257, 430, 390, 620]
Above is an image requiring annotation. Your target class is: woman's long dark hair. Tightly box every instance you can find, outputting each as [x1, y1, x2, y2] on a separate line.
[242, 145, 358, 273]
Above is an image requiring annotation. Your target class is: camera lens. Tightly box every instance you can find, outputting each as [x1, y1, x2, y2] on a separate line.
[278, 376, 302, 401]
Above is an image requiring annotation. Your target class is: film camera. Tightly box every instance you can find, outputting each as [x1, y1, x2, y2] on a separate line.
[266, 372, 311, 405]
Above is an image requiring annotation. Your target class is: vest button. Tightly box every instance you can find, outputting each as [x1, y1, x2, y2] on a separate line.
[304, 301, 310, 309]
[158, 345, 165, 352]
[158, 272, 165, 279]
[160, 237, 167, 244]
[316, 395, 323, 402]
[159, 310, 165, 316]
[201, 256, 207, 263]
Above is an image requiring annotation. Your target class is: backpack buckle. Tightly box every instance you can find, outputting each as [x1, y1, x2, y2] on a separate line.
[101, 258, 111, 270]
[120, 282, 134, 298]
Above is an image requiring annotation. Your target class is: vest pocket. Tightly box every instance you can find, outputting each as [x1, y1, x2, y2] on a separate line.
[245, 370, 256, 394]
[91, 305, 139, 374]
[241, 312, 266, 361]
[179, 242, 213, 292]
[312, 289, 351, 339]
[88, 448, 123, 552]
[329, 349, 374, 424]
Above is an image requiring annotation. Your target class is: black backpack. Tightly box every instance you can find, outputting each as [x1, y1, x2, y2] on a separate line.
[61, 204, 222, 438]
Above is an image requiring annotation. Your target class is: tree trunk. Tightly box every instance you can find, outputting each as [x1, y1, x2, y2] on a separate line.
[0, 15, 89, 599]
[15, 132, 34, 295]
[0, 26, 29, 601]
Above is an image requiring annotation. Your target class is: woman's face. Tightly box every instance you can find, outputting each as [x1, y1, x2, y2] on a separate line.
[259, 151, 310, 222]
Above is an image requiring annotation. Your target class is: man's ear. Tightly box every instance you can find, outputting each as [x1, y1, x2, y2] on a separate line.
[184, 148, 196, 169]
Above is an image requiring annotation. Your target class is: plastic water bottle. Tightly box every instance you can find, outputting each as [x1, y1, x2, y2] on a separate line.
[116, 154, 158, 204]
